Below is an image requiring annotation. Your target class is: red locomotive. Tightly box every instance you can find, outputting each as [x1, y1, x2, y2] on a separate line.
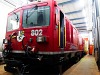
[2, 0, 85, 73]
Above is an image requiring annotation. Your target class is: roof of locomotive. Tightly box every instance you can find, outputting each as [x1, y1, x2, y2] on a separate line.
[8, 0, 50, 15]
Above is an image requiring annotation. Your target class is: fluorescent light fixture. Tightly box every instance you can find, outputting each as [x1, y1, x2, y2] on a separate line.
[80, 33, 88, 38]
[78, 0, 85, 8]
[84, 17, 87, 23]
[75, 0, 85, 9]
[82, 9, 86, 17]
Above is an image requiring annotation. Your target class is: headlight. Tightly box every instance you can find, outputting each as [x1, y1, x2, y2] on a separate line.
[36, 36, 46, 43]
[3, 39, 8, 44]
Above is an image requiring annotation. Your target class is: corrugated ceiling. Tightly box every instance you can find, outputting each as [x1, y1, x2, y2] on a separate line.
[1, 0, 93, 33]
[57, 0, 93, 32]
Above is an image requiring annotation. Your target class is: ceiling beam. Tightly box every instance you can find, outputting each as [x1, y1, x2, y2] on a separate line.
[4, 0, 16, 7]
[58, 0, 78, 6]
[73, 24, 86, 27]
[76, 26, 87, 28]
[77, 28, 87, 29]
[79, 30, 87, 31]
[78, 30, 87, 32]
[65, 9, 82, 15]
[73, 22, 86, 25]
[70, 17, 85, 21]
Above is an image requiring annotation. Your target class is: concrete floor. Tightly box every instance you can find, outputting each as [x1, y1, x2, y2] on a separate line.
[0, 64, 12, 75]
[63, 55, 100, 75]
[0, 55, 100, 75]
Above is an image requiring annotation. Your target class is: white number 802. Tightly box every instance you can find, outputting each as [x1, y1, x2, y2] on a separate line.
[31, 29, 43, 36]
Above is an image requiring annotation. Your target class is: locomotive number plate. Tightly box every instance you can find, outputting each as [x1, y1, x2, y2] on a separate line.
[31, 29, 43, 36]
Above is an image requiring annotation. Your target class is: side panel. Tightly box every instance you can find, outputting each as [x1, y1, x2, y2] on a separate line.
[70, 25, 73, 44]
[65, 19, 71, 51]
[5, 10, 22, 50]
[78, 35, 84, 51]
[73, 28, 78, 49]
[54, 7, 60, 51]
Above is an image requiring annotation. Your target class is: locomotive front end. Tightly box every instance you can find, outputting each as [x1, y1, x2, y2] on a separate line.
[2, 1, 57, 72]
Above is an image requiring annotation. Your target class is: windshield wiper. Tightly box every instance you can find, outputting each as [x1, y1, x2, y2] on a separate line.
[26, 5, 38, 24]
[13, 12, 19, 22]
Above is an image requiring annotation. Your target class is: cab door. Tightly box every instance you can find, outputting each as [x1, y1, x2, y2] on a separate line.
[55, 8, 65, 50]
[59, 11, 64, 48]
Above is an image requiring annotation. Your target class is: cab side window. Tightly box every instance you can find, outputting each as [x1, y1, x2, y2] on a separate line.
[7, 12, 20, 31]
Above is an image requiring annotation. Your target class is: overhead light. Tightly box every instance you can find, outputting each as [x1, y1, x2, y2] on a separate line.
[28, 0, 41, 2]
[80, 33, 88, 38]
[78, 0, 85, 8]
[38, 0, 41, 2]
[28, 0, 34, 2]
[82, 9, 86, 17]
[75, 0, 85, 9]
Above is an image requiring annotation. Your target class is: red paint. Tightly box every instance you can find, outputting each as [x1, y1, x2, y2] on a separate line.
[4, 0, 84, 54]
[89, 45, 94, 55]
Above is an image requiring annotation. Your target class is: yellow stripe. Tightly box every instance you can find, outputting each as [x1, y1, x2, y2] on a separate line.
[11, 36, 16, 39]
[64, 26, 66, 47]
[58, 22, 60, 47]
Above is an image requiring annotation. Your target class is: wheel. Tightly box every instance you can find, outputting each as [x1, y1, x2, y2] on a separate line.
[4, 66, 17, 73]
[59, 64, 63, 75]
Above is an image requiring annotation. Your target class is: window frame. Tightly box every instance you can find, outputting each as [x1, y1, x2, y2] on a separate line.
[7, 12, 20, 31]
[22, 6, 50, 28]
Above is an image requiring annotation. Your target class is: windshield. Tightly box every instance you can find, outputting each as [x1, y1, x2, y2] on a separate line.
[22, 6, 50, 28]
[7, 12, 20, 31]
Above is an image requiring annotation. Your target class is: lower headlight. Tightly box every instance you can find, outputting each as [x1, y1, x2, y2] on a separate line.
[3, 39, 8, 44]
[36, 36, 46, 43]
